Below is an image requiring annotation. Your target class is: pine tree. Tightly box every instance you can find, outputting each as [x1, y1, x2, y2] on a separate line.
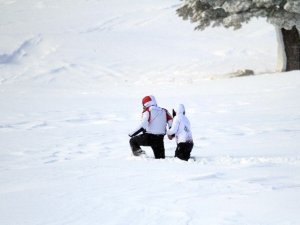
[177, 0, 300, 71]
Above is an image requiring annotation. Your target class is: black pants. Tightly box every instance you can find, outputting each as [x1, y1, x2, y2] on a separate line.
[175, 141, 194, 161]
[129, 133, 165, 159]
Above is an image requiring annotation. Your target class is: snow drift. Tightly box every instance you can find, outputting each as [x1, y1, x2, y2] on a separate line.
[0, 1, 300, 225]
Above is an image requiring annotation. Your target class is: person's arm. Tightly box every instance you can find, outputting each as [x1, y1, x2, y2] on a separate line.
[129, 111, 149, 137]
[167, 116, 180, 136]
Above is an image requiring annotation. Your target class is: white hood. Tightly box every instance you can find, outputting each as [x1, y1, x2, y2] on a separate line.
[177, 104, 185, 115]
[149, 95, 157, 106]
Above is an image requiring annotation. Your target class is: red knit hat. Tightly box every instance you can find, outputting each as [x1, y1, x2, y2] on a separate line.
[142, 95, 157, 108]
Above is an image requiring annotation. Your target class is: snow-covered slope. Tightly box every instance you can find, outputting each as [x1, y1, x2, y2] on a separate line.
[1, 1, 300, 225]
[0, 0, 277, 88]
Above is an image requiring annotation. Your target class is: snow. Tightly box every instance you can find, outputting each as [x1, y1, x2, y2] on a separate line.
[0, 0, 300, 225]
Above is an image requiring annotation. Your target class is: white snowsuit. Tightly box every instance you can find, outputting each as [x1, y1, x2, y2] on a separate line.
[167, 104, 193, 161]
[167, 104, 193, 143]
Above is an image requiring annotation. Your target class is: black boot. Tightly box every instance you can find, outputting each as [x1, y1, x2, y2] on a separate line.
[133, 149, 146, 156]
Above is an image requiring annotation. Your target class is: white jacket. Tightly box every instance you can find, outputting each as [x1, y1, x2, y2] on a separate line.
[130, 97, 172, 136]
[167, 104, 193, 143]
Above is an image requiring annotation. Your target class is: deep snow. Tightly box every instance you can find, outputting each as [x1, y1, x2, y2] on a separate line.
[0, 1, 300, 225]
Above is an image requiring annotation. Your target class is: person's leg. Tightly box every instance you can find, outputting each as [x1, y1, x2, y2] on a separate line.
[150, 135, 165, 159]
[181, 142, 194, 160]
[175, 142, 193, 161]
[175, 143, 187, 160]
[185, 142, 194, 160]
[129, 134, 151, 156]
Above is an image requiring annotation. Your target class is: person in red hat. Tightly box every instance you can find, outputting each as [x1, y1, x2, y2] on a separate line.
[129, 95, 172, 158]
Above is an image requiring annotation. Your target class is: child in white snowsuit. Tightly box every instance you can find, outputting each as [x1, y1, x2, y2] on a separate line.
[167, 104, 193, 161]
[129, 95, 172, 159]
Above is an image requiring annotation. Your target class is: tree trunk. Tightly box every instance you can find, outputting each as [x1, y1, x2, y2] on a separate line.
[281, 26, 300, 71]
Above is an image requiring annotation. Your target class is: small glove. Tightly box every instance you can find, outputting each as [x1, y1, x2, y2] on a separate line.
[129, 128, 145, 138]
[172, 109, 176, 117]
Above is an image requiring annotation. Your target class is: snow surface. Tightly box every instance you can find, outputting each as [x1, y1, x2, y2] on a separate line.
[0, 0, 300, 225]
